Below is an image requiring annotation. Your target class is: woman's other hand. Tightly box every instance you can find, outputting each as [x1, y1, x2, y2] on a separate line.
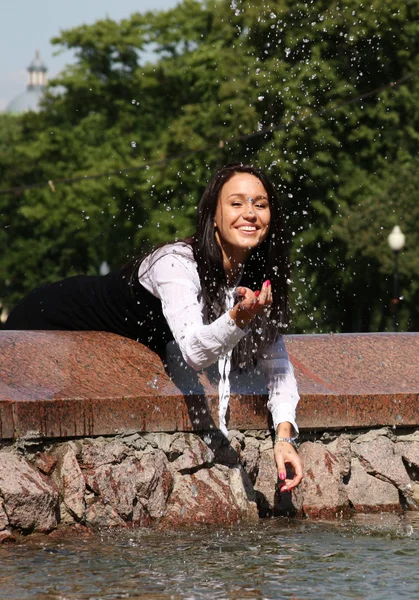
[274, 440, 303, 493]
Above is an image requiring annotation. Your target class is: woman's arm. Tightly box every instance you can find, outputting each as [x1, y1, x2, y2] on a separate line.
[259, 336, 303, 491]
[258, 336, 299, 433]
[139, 248, 247, 370]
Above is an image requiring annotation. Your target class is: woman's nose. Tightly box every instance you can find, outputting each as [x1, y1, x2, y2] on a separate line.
[244, 200, 256, 218]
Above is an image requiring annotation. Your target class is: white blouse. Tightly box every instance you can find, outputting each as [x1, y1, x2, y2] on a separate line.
[138, 242, 299, 436]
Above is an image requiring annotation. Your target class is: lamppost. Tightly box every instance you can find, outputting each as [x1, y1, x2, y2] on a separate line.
[387, 225, 405, 332]
[99, 261, 110, 276]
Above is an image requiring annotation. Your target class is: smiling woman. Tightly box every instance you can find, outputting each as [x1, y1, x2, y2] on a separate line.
[5, 163, 303, 492]
[213, 173, 273, 331]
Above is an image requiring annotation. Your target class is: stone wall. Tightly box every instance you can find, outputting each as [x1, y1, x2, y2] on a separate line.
[1, 426, 418, 542]
[1, 330, 418, 542]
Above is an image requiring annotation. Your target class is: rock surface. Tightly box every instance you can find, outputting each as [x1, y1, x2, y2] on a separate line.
[169, 433, 214, 473]
[254, 444, 278, 517]
[292, 442, 350, 518]
[0, 452, 59, 532]
[52, 443, 85, 520]
[0, 498, 9, 531]
[0, 427, 418, 536]
[160, 464, 257, 526]
[0, 529, 15, 544]
[352, 433, 412, 495]
[2, 330, 419, 439]
[395, 441, 419, 469]
[346, 457, 401, 513]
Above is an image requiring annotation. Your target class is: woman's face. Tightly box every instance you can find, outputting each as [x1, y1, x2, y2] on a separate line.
[214, 172, 271, 263]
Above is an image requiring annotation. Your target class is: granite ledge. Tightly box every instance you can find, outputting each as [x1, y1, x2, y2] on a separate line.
[1, 330, 418, 440]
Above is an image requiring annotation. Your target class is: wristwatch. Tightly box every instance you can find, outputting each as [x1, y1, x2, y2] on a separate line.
[274, 435, 298, 448]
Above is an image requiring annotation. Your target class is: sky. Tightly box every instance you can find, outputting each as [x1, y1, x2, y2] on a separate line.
[0, 0, 182, 111]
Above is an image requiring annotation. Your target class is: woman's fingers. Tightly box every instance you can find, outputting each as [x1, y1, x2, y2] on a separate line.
[274, 441, 303, 493]
[254, 280, 272, 312]
[282, 456, 303, 492]
[235, 282, 272, 316]
[275, 446, 287, 483]
[235, 286, 249, 297]
[236, 287, 258, 311]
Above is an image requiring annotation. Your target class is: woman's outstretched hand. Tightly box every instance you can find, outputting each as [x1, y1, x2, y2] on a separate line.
[229, 280, 272, 328]
[274, 441, 303, 493]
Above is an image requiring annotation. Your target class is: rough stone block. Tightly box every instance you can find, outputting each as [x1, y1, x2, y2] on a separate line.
[0, 452, 59, 532]
[326, 436, 352, 477]
[0, 529, 15, 544]
[160, 464, 257, 526]
[352, 427, 391, 444]
[241, 437, 260, 484]
[85, 501, 126, 528]
[80, 440, 173, 524]
[228, 466, 258, 522]
[346, 457, 400, 512]
[169, 433, 214, 472]
[80, 439, 129, 470]
[396, 431, 419, 443]
[84, 457, 144, 521]
[136, 450, 173, 519]
[292, 442, 350, 518]
[254, 448, 278, 515]
[52, 443, 85, 520]
[352, 435, 412, 495]
[139, 432, 172, 453]
[33, 453, 57, 476]
[0, 498, 9, 531]
[395, 441, 419, 469]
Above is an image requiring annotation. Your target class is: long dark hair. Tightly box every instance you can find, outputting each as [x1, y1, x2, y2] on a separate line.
[125, 163, 290, 370]
[191, 163, 290, 369]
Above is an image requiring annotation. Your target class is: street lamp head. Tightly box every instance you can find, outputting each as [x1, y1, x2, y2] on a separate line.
[99, 261, 110, 276]
[387, 225, 405, 252]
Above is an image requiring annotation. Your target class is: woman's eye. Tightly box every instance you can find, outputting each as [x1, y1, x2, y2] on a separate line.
[256, 203, 268, 209]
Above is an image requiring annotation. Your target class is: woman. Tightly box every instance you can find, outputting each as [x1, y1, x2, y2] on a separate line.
[6, 163, 303, 492]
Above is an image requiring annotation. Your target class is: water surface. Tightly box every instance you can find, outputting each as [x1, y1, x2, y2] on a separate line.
[1, 514, 418, 599]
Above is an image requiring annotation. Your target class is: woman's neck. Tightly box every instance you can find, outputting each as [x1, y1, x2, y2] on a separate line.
[220, 246, 249, 286]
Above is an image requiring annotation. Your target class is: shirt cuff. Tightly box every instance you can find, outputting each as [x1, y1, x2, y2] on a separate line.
[268, 400, 299, 435]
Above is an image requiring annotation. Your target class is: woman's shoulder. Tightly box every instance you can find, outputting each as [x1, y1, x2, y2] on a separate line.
[139, 241, 197, 280]
[150, 241, 195, 263]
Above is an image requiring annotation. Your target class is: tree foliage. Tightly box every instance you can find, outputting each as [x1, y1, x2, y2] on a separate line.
[1, 0, 418, 331]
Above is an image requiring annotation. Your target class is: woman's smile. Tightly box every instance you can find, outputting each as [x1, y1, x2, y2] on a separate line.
[236, 224, 260, 235]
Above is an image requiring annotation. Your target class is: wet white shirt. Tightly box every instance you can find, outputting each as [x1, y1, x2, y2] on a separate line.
[138, 242, 299, 436]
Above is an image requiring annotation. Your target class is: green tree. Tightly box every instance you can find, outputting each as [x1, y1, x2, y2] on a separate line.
[1, 0, 418, 333]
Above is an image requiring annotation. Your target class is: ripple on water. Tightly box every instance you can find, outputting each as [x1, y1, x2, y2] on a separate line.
[0, 514, 419, 599]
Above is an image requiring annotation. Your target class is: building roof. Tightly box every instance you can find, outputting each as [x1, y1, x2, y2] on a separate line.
[6, 89, 45, 114]
[28, 49, 47, 74]
[6, 50, 48, 115]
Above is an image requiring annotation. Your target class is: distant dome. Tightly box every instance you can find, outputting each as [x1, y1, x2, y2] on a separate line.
[7, 89, 44, 114]
[6, 50, 48, 115]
